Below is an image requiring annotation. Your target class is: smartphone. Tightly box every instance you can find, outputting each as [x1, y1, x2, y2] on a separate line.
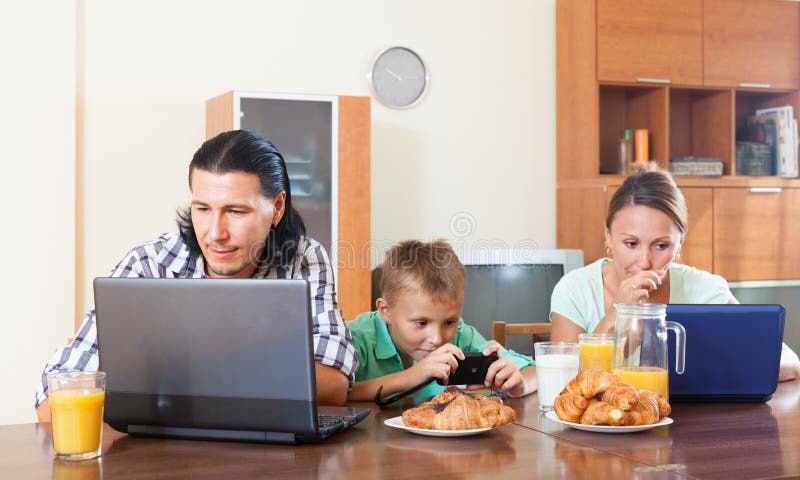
[436, 351, 499, 386]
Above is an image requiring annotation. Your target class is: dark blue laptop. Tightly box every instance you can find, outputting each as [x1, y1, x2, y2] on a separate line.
[666, 304, 785, 402]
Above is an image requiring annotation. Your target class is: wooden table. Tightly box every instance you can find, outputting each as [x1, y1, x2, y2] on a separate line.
[3, 382, 798, 479]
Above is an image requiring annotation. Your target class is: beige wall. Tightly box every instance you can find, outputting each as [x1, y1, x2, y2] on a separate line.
[78, 0, 556, 313]
[1, 2, 76, 424]
[4, 0, 556, 424]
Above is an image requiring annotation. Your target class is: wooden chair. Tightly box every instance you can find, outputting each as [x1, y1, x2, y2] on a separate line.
[491, 321, 551, 358]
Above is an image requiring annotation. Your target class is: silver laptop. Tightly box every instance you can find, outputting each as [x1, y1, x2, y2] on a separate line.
[94, 277, 369, 444]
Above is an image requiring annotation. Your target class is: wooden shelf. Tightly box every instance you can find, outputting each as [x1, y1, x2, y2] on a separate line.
[599, 84, 667, 174]
[669, 88, 732, 174]
[561, 176, 800, 189]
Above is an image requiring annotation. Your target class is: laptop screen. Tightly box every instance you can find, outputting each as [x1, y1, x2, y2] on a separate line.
[95, 278, 319, 435]
[666, 304, 785, 401]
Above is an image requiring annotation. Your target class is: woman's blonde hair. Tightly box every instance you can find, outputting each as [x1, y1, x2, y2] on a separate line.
[380, 240, 466, 304]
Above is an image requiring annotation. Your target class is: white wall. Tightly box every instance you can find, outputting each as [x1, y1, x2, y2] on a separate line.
[78, 0, 557, 314]
[3, 0, 557, 424]
[1, 2, 76, 424]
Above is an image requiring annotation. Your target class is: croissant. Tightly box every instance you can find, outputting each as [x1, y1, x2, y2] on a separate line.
[563, 369, 620, 399]
[579, 399, 625, 426]
[600, 381, 639, 411]
[553, 371, 671, 426]
[402, 387, 516, 430]
[622, 394, 659, 426]
[553, 391, 589, 423]
[639, 389, 671, 418]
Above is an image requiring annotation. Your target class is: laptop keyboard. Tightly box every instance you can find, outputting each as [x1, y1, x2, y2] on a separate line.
[317, 415, 347, 438]
[316, 409, 371, 439]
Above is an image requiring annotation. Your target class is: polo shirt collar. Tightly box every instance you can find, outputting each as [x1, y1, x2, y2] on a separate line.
[374, 314, 401, 360]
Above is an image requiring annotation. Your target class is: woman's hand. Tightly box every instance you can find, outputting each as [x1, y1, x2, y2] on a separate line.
[614, 269, 667, 304]
[408, 344, 463, 386]
[472, 343, 527, 398]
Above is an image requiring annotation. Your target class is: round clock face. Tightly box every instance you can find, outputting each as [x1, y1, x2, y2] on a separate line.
[370, 47, 428, 108]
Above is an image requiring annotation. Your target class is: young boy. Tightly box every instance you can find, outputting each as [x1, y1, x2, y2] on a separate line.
[346, 240, 537, 401]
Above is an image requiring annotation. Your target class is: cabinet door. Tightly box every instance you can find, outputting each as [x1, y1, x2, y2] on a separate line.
[597, 0, 702, 85]
[206, 92, 372, 318]
[558, 185, 608, 264]
[714, 188, 800, 281]
[680, 188, 713, 273]
[704, 0, 800, 89]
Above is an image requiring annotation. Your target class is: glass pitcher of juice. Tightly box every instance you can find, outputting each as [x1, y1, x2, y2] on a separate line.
[613, 303, 685, 401]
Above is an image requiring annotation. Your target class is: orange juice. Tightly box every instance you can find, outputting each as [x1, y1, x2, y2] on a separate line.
[579, 342, 614, 372]
[50, 388, 105, 455]
[614, 366, 669, 400]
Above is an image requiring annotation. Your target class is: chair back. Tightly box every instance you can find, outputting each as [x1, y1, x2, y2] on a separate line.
[491, 321, 551, 358]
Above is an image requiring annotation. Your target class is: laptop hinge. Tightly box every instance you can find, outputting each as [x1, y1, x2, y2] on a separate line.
[127, 424, 297, 444]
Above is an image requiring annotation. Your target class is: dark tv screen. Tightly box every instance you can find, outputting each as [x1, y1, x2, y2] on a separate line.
[462, 264, 563, 356]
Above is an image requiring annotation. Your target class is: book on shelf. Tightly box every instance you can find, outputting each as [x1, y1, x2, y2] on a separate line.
[753, 105, 798, 178]
[743, 116, 778, 175]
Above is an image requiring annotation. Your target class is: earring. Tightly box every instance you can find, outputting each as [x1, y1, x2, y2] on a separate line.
[604, 241, 613, 259]
[674, 250, 681, 263]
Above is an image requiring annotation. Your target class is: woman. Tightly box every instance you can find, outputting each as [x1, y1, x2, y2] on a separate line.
[549, 169, 799, 381]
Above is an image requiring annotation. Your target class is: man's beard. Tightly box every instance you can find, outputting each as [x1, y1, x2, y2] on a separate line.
[206, 258, 254, 278]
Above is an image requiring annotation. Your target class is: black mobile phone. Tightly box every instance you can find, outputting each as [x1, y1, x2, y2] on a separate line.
[436, 351, 499, 386]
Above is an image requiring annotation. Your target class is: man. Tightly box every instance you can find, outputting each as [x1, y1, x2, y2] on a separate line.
[36, 130, 355, 421]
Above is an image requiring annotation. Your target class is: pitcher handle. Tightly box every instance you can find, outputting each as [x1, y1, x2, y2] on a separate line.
[666, 321, 686, 374]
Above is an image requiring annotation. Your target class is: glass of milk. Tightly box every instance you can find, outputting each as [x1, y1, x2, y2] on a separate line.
[534, 342, 579, 412]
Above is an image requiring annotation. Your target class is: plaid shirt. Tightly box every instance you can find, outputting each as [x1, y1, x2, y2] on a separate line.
[36, 233, 356, 407]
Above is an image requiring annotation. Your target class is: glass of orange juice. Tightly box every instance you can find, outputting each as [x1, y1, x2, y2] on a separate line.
[578, 333, 614, 372]
[47, 371, 106, 460]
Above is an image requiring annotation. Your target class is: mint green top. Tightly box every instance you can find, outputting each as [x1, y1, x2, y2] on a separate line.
[550, 258, 735, 333]
[346, 310, 535, 400]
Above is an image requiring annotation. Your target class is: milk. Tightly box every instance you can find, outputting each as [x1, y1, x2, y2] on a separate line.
[536, 353, 579, 412]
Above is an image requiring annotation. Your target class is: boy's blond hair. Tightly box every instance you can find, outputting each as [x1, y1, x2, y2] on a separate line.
[380, 240, 466, 304]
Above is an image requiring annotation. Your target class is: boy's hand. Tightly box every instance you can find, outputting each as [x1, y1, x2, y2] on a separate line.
[478, 343, 527, 398]
[409, 344, 463, 386]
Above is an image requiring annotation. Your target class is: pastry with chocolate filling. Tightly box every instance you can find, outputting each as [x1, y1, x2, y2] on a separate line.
[401, 386, 516, 430]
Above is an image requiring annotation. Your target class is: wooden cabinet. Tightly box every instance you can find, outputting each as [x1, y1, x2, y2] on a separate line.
[704, 0, 800, 89]
[206, 91, 371, 319]
[714, 188, 800, 280]
[680, 187, 713, 272]
[557, 185, 608, 262]
[557, 0, 800, 280]
[597, 0, 702, 85]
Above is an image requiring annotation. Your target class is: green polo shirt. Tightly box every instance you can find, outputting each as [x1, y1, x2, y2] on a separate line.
[346, 310, 535, 400]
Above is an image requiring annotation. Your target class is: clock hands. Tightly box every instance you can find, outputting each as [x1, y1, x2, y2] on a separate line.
[385, 67, 403, 81]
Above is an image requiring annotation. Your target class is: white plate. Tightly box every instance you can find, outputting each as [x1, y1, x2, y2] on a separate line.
[383, 416, 493, 437]
[545, 411, 673, 433]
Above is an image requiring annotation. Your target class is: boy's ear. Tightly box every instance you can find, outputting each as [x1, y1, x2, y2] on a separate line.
[376, 297, 391, 323]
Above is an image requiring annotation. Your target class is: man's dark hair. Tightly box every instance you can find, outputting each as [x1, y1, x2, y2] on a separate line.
[177, 129, 306, 269]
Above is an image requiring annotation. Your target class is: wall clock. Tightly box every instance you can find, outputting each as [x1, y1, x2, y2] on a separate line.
[369, 46, 428, 108]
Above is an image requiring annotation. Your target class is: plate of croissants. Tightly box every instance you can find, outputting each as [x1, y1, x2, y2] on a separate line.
[385, 386, 517, 437]
[545, 369, 673, 433]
